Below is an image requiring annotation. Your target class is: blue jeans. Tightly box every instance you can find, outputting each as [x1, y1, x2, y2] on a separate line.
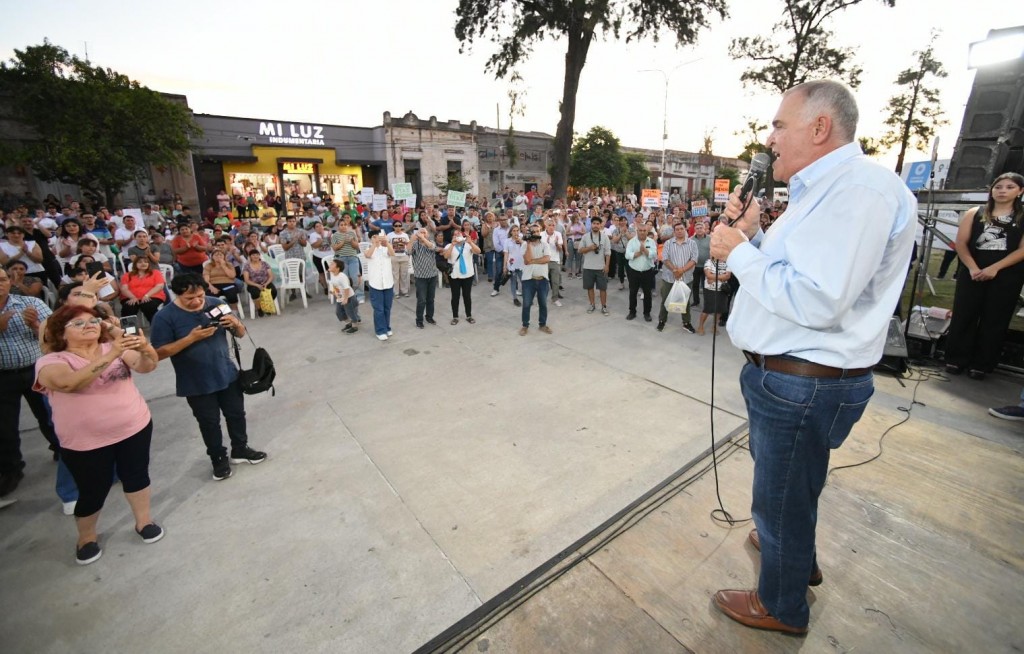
[485, 250, 501, 280]
[492, 252, 505, 291]
[339, 255, 362, 301]
[521, 278, 549, 327]
[369, 286, 394, 336]
[334, 296, 359, 324]
[740, 361, 874, 628]
[508, 269, 522, 299]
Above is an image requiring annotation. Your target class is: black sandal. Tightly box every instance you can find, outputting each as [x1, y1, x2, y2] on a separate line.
[451, 318, 459, 325]
[466, 317, 476, 324]
[945, 364, 963, 375]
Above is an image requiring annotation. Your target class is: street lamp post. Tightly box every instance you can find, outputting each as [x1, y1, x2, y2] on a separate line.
[639, 58, 702, 196]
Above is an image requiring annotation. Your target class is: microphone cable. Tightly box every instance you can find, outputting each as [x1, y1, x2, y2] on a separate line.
[706, 187, 762, 529]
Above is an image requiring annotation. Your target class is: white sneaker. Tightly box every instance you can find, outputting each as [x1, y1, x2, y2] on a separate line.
[516, 290, 522, 296]
[62, 501, 77, 515]
[490, 290, 499, 297]
[377, 334, 388, 341]
[554, 300, 563, 307]
[387, 330, 393, 336]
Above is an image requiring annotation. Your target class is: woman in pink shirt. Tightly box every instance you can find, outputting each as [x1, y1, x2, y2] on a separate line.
[34, 304, 162, 565]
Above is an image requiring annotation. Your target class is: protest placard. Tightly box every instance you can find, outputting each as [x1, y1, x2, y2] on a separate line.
[690, 199, 708, 217]
[640, 189, 661, 208]
[359, 188, 374, 205]
[714, 179, 730, 204]
[371, 194, 388, 211]
[447, 190, 467, 207]
[392, 182, 413, 200]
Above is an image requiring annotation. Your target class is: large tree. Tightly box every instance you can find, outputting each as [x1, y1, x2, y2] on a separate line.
[880, 31, 947, 174]
[729, 0, 895, 94]
[455, 0, 727, 201]
[0, 41, 200, 207]
[570, 126, 627, 189]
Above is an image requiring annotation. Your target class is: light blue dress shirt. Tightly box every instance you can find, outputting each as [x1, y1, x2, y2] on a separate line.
[625, 236, 657, 272]
[726, 142, 917, 368]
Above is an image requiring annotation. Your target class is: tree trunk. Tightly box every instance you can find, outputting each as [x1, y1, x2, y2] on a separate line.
[551, 30, 593, 202]
[894, 83, 920, 175]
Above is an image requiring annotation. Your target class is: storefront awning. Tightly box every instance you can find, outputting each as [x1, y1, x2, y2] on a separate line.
[276, 157, 324, 163]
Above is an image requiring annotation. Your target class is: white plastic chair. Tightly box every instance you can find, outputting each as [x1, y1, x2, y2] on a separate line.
[278, 259, 307, 311]
[318, 257, 334, 297]
[159, 264, 175, 300]
[267, 244, 285, 262]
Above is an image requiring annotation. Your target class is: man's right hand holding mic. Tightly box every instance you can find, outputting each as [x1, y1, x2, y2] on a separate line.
[710, 185, 763, 262]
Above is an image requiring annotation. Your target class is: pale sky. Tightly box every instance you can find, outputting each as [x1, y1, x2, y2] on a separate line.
[3, 0, 1023, 170]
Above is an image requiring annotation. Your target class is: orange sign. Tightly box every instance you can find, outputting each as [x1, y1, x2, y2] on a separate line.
[714, 179, 731, 203]
[640, 189, 661, 208]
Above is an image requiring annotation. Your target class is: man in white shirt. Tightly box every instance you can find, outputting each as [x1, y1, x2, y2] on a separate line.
[364, 230, 395, 341]
[519, 223, 553, 335]
[386, 221, 412, 297]
[709, 80, 916, 635]
[114, 215, 140, 254]
[542, 219, 565, 306]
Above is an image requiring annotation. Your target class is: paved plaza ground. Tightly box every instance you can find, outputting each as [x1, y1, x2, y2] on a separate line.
[1, 277, 1021, 653]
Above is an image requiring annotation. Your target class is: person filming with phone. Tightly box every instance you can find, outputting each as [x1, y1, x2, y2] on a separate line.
[150, 273, 267, 481]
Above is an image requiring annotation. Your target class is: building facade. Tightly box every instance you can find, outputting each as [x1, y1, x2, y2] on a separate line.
[622, 146, 748, 197]
[190, 114, 387, 213]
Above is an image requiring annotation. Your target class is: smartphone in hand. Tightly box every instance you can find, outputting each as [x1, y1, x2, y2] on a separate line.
[119, 315, 140, 336]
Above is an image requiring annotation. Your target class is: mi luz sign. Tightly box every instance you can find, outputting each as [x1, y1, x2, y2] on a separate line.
[258, 122, 326, 146]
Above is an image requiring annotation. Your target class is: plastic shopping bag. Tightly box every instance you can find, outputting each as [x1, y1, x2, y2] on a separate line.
[665, 280, 692, 313]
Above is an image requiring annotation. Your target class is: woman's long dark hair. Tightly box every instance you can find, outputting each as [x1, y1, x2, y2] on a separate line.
[982, 172, 1024, 226]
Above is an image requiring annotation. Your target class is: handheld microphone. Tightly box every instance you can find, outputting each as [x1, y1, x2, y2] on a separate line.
[728, 152, 772, 227]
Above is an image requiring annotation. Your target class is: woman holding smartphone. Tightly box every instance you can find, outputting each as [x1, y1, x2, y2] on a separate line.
[34, 304, 162, 565]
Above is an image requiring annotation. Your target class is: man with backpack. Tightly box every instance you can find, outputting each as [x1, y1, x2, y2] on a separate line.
[150, 273, 267, 481]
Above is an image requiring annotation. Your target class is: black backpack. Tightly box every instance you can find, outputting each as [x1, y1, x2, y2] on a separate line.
[232, 335, 276, 396]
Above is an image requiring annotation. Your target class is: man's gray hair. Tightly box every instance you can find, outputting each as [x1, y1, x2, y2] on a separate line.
[786, 80, 859, 143]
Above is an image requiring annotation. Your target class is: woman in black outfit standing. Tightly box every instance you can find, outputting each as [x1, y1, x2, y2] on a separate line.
[944, 172, 1024, 379]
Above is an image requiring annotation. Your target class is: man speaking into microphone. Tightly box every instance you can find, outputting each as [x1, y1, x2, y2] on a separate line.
[709, 80, 916, 635]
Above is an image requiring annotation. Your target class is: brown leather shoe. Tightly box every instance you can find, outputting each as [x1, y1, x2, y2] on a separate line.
[748, 529, 823, 586]
[713, 589, 807, 635]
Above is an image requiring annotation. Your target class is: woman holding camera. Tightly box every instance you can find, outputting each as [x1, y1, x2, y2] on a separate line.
[34, 304, 162, 565]
[443, 225, 481, 325]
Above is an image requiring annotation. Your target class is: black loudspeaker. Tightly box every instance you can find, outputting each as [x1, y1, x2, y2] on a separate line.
[946, 30, 1024, 189]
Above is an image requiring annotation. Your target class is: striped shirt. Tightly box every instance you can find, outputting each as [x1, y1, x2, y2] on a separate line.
[410, 239, 439, 278]
[659, 238, 699, 284]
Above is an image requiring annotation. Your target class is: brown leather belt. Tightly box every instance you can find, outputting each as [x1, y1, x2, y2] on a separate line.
[743, 351, 872, 379]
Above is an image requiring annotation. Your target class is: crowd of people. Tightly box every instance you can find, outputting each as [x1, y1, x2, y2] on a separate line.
[2, 142, 1022, 574]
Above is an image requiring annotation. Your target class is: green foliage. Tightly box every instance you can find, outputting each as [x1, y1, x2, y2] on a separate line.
[880, 30, 948, 174]
[735, 119, 770, 163]
[729, 1, 895, 93]
[454, 0, 727, 200]
[0, 41, 201, 206]
[623, 152, 650, 188]
[858, 136, 883, 157]
[570, 126, 627, 189]
[433, 172, 474, 194]
[718, 166, 741, 190]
